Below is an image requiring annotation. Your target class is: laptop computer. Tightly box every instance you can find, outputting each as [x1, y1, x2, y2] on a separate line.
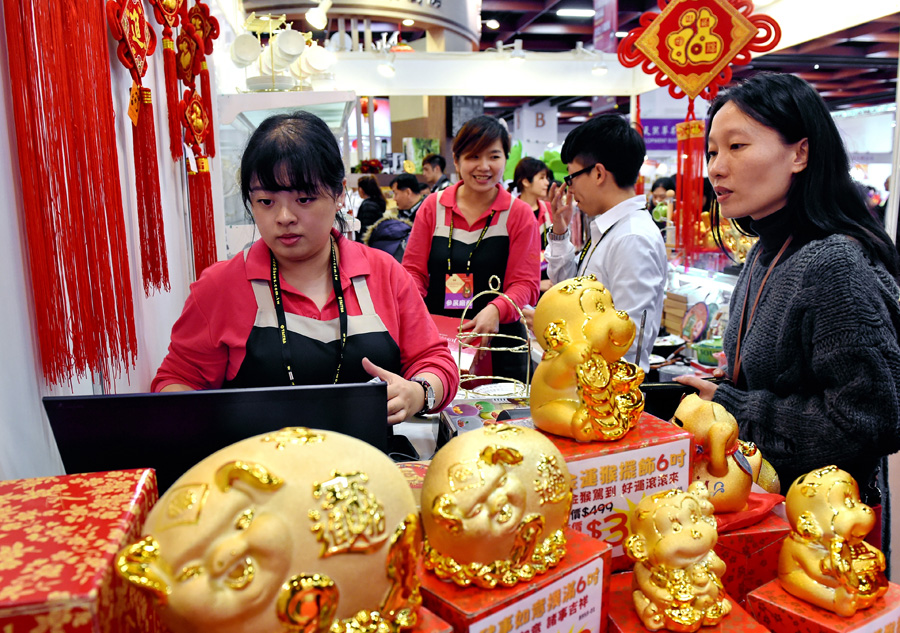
[43, 382, 390, 493]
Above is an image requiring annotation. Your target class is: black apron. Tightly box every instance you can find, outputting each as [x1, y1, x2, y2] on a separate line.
[424, 192, 528, 382]
[225, 253, 401, 389]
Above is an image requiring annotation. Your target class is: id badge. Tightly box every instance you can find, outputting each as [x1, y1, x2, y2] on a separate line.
[444, 273, 474, 310]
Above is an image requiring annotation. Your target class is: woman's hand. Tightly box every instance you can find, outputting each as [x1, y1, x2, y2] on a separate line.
[548, 182, 575, 236]
[461, 304, 501, 363]
[362, 357, 425, 425]
[673, 374, 719, 401]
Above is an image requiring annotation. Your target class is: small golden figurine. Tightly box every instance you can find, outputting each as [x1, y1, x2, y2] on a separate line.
[420, 424, 572, 589]
[779, 465, 888, 617]
[530, 275, 644, 442]
[116, 428, 422, 633]
[671, 395, 767, 513]
[624, 482, 731, 632]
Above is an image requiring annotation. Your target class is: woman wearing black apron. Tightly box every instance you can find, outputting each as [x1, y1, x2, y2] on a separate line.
[153, 112, 458, 425]
[402, 116, 541, 383]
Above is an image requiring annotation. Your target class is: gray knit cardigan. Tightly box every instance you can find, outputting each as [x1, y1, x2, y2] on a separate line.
[712, 234, 900, 500]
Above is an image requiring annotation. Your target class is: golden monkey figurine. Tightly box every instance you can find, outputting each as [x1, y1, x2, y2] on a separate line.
[671, 395, 765, 513]
[530, 275, 644, 442]
[624, 483, 731, 632]
[779, 466, 888, 617]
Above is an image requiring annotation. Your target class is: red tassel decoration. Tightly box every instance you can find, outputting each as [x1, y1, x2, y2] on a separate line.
[200, 60, 215, 157]
[188, 0, 219, 158]
[148, 0, 184, 161]
[675, 100, 706, 268]
[107, 0, 171, 296]
[134, 87, 171, 293]
[162, 38, 183, 160]
[3, 0, 137, 388]
[188, 158, 217, 276]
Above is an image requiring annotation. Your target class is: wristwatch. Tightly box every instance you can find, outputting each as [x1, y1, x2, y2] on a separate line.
[412, 377, 436, 415]
[548, 228, 570, 241]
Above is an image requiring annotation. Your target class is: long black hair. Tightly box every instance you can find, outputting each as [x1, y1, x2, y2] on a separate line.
[707, 72, 899, 278]
[240, 111, 347, 231]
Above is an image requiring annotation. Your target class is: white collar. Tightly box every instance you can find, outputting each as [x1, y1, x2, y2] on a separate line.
[591, 195, 647, 234]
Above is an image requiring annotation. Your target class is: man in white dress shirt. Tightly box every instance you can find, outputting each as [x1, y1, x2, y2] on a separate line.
[541, 114, 667, 371]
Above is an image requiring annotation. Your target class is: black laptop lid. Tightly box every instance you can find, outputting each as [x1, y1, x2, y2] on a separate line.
[43, 382, 388, 493]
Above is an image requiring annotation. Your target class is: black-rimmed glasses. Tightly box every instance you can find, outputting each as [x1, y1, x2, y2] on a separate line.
[564, 164, 595, 187]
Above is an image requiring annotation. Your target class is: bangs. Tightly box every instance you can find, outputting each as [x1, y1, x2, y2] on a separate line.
[249, 143, 332, 198]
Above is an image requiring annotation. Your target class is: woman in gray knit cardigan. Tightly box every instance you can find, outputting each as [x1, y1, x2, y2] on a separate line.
[676, 73, 900, 534]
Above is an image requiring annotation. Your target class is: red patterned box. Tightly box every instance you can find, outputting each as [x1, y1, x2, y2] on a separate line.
[546, 413, 693, 571]
[747, 579, 900, 633]
[0, 469, 167, 633]
[421, 529, 611, 633]
[715, 510, 790, 606]
[607, 571, 769, 633]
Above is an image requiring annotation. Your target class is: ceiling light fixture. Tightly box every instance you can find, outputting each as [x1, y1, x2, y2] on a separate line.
[814, 63, 820, 70]
[402, 18, 415, 26]
[305, 0, 331, 30]
[615, 31, 628, 38]
[484, 19, 500, 30]
[556, 9, 596, 18]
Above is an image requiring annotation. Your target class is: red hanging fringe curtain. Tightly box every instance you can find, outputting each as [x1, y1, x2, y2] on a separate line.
[675, 99, 706, 268]
[3, 0, 137, 389]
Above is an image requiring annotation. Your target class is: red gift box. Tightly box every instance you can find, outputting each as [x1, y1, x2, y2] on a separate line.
[747, 579, 900, 633]
[421, 530, 612, 633]
[715, 509, 790, 606]
[397, 460, 430, 509]
[607, 571, 769, 633]
[415, 607, 454, 633]
[0, 469, 167, 633]
[546, 413, 694, 571]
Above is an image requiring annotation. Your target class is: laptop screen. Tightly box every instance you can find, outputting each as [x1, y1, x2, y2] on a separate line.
[43, 382, 389, 493]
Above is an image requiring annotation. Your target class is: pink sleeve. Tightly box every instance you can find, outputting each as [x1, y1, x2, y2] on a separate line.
[379, 256, 459, 409]
[151, 286, 231, 392]
[491, 200, 541, 323]
[400, 193, 438, 298]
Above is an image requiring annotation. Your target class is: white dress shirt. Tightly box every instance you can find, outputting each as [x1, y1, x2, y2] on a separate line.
[545, 195, 667, 370]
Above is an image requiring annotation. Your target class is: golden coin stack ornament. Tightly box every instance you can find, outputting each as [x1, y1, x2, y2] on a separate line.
[530, 275, 644, 441]
[420, 424, 573, 589]
[116, 428, 422, 633]
[779, 465, 888, 617]
[624, 482, 731, 632]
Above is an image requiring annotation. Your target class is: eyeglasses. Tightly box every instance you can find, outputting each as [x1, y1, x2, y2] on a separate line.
[564, 164, 595, 187]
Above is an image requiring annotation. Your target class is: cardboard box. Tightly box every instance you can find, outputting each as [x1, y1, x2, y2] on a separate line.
[420, 530, 611, 633]
[545, 413, 694, 571]
[715, 510, 790, 606]
[666, 291, 689, 304]
[664, 301, 688, 318]
[0, 469, 166, 633]
[747, 579, 900, 633]
[607, 571, 769, 633]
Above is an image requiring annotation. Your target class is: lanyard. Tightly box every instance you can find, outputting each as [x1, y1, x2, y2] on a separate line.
[576, 219, 622, 277]
[732, 235, 793, 386]
[447, 208, 498, 274]
[270, 237, 347, 385]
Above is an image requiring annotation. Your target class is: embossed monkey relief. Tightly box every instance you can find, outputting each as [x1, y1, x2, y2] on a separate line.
[530, 275, 645, 442]
[624, 483, 731, 632]
[420, 424, 573, 589]
[779, 466, 888, 617]
[116, 428, 421, 633]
